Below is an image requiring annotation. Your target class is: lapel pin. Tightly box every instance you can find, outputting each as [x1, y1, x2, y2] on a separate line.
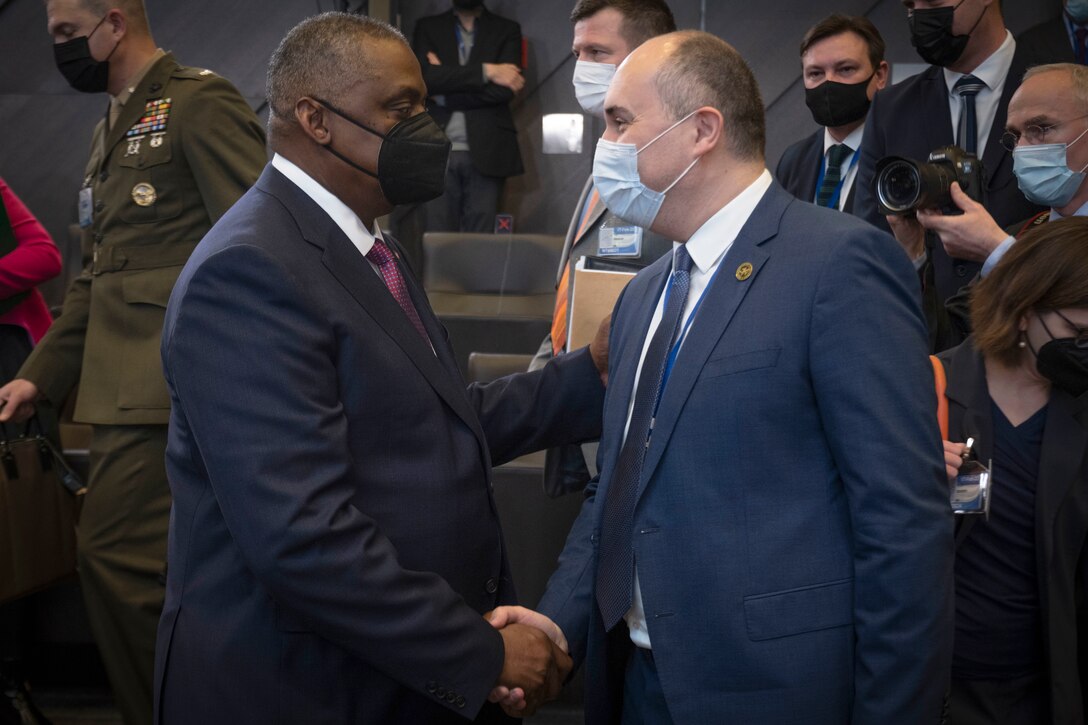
[735, 262, 753, 281]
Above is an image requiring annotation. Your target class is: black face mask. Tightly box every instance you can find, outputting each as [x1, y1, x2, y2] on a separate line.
[53, 14, 118, 94]
[805, 74, 874, 129]
[1034, 314, 1088, 397]
[909, 0, 986, 68]
[315, 99, 451, 206]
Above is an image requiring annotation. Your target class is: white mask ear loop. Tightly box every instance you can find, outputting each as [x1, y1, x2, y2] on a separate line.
[637, 109, 699, 154]
[1069, 125, 1088, 173]
[662, 156, 700, 194]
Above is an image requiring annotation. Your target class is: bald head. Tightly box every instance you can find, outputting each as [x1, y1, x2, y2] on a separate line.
[624, 31, 765, 162]
[266, 13, 407, 136]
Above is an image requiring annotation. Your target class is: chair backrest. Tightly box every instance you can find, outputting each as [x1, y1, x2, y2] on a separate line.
[422, 232, 563, 318]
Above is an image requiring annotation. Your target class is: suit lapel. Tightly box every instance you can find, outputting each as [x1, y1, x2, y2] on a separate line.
[258, 167, 488, 448]
[101, 54, 175, 162]
[981, 47, 1027, 192]
[634, 184, 785, 497]
[556, 177, 595, 286]
[945, 344, 995, 546]
[921, 66, 955, 151]
[799, 131, 823, 203]
[1036, 391, 1088, 563]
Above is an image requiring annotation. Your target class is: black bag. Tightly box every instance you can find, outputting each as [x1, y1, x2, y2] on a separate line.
[0, 419, 84, 603]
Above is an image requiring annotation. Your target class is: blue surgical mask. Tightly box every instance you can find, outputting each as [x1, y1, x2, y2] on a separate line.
[1068, 0, 1088, 24]
[572, 61, 616, 116]
[592, 111, 699, 229]
[1013, 126, 1088, 208]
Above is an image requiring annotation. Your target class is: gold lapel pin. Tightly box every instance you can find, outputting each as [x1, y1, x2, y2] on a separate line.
[735, 262, 753, 281]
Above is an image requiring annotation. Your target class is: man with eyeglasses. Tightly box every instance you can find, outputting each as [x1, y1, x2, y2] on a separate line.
[918, 63, 1088, 340]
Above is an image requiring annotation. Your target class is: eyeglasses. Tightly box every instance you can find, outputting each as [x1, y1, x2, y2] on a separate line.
[1001, 113, 1088, 152]
[1046, 309, 1088, 349]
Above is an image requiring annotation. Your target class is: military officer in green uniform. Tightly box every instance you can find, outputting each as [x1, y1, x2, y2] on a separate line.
[0, 1, 266, 722]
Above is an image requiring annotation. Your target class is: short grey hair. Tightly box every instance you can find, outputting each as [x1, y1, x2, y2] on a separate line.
[1023, 62, 1088, 113]
[652, 31, 765, 162]
[46, 0, 150, 34]
[266, 12, 407, 123]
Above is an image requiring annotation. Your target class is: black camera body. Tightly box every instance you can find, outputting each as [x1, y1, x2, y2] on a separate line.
[874, 146, 985, 216]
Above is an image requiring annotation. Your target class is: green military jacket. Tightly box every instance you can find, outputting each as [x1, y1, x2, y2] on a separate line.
[20, 52, 267, 425]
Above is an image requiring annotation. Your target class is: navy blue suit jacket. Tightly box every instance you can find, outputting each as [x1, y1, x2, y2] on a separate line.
[539, 181, 955, 723]
[854, 48, 1043, 304]
[153, 165, 604, 724]
[774, 129, 857, 213]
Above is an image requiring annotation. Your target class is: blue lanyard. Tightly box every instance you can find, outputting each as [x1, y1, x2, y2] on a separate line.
[649, 259, 724, 423]
[454, 24, 471, 64]
[813, 148, 859, 210]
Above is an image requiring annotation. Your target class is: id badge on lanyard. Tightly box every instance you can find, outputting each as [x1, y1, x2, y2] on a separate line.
[950, 438, 993, 517]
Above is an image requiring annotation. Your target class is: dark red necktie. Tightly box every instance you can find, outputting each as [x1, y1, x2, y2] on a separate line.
[365, 239, 429, 343]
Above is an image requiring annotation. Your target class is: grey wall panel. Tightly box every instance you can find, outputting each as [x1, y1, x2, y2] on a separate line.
[0, 0, 1069, 308]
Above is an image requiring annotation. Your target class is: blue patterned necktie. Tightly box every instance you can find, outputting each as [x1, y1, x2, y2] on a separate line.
[955, 74, 985, 155]
[596, 245, 694, 630]
[817, 143, 853, 208]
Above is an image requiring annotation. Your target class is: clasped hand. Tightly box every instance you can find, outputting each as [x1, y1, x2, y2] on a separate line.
[485, 606, 570, 717]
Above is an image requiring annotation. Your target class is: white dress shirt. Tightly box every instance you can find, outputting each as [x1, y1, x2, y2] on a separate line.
[272, 153, 381, 258]
[943, 31, 1016, 155]
[820, 124, 865, 211]
[623, 169, 774, 649]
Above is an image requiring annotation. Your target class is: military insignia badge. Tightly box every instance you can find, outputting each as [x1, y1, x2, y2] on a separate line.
[131, 183, 157, 207]
[735, 262, 753, 281]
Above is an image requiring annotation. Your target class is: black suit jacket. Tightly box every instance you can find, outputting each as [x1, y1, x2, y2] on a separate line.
[412, 8, 524, 178]
[1017, 17, 1075, 67]
[775, 129, 857, 213]
[154, 165, 604, 723]
[938, 340, 1088, 723]
[855, 45, 1044, 305]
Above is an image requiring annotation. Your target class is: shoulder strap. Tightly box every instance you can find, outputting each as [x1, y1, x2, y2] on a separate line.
[929, 355, 949, 440]
[1016, 210, 1050, 237]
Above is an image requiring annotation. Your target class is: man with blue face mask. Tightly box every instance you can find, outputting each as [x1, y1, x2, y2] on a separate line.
[491, 30, 953, 724]
[915, 63, 1088, 341]
[532, 0, 675, 499]
[1019, 0, 1088, 67]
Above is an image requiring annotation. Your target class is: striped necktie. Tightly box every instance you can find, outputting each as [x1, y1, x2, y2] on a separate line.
[955, 74, 985, 155]
[817, 143, 853, 209]
[596, 245, 694, 630]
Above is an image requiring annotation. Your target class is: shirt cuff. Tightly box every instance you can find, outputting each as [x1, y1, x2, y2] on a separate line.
[980, 235, 1016, 278]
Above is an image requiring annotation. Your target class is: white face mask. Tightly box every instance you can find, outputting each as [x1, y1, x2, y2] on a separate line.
[591, 110, 700, 229]
[572, 60, 616, 116]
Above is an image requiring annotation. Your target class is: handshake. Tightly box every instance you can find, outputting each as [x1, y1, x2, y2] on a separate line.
[486, 606, 571, 717]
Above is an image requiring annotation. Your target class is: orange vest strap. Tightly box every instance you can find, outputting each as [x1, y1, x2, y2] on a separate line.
[930, 355, 949, 440]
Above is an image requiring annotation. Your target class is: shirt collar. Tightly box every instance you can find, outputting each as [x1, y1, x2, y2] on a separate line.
[1050, 197, 1088, 219]
[112, 47, 166, 108]
[680, 169, 773, 275]
[271, 153, 380, 257]
[822, 124, 865, 155]
[942, 30, 1015, 95]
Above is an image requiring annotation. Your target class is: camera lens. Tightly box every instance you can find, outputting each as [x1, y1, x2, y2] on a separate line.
[876, 160, 922, 213]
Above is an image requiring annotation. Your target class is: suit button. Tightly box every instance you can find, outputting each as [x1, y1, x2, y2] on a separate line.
[485, 578, 498, 594]
[93, 233, 104, 243]
[94, 200, 105, 212]
[455, 696, 466, 708]
[436, 686, 447, 698]
[955, 264, 967, 277]
[445, 692, 457, 703]
[99, 170, 109, 182]
[149, 82, 162, 93]
[426, 681, 437, 694]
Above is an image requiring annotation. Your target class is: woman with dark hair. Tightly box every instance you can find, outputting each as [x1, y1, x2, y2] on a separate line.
[939, 215, 1088, 725]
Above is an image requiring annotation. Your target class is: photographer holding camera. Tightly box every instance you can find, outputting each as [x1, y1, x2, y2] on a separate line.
[856, 0, 1043, 333]
[890, 63, 1088, 345]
